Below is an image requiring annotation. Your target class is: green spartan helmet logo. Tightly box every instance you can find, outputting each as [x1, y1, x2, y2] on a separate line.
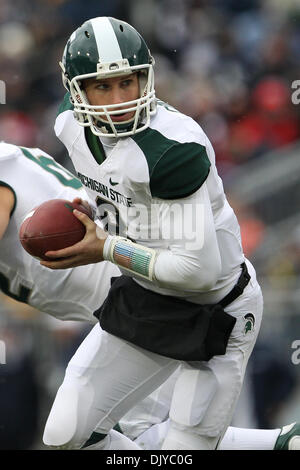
[244, 313, 255, 335]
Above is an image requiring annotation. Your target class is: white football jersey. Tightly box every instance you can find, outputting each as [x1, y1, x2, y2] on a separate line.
[0, 142, 120, 322]
[55, 98, 245, 303]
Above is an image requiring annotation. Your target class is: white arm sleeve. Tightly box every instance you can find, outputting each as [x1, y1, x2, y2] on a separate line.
[154, 183, 221, 291]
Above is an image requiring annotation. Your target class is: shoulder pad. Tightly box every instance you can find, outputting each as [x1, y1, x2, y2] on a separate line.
[132, 128, 211, 199]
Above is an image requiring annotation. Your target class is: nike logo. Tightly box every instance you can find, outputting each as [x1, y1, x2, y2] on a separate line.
[109, 178, 119, 186]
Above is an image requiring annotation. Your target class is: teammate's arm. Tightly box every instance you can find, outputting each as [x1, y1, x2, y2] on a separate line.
[0, 185, 15, 240]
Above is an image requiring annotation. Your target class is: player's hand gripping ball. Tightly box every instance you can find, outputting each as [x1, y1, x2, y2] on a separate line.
[19, 199, 93, 260]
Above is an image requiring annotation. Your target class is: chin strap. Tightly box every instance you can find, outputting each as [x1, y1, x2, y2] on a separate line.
[96, 116, 137, 135]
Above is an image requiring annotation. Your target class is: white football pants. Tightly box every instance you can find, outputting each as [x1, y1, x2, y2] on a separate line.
[43, 262, 262, 450]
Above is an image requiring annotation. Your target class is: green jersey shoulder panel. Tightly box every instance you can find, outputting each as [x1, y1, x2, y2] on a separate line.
[131, 127, 211, 199]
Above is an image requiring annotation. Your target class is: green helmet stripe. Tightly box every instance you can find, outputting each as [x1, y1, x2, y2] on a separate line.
[109, 18, 151, 66]
[91, 17, 122, 63]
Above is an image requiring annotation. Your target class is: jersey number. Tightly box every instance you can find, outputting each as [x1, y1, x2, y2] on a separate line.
[20, 147, 82, 188]
[96, 196, 120, 235]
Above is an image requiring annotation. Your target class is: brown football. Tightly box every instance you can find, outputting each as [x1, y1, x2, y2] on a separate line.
[19, 199, 93, 260]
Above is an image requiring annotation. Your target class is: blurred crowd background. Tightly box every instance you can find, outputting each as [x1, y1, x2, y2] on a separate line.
[0, 0, 300, 449]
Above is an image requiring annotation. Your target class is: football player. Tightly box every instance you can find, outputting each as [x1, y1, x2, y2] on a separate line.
[39, 15, 264, 451]
[0, 142, 298, 450]
[39, 16, 298, 450]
